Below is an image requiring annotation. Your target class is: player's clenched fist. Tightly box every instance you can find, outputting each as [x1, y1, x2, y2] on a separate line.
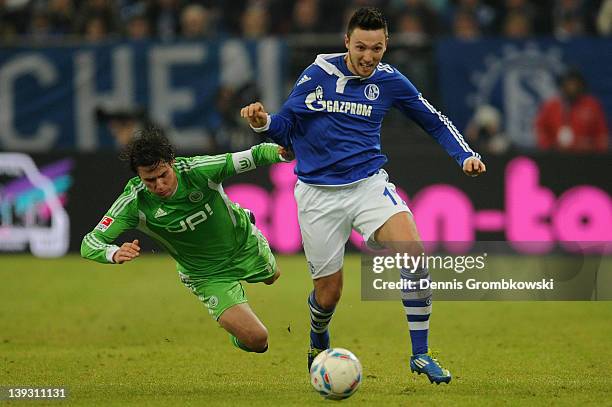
[240, 102, 268, 128]
[278, 146, 295, 162]
[113, 239, 140, 264]
[463, 157, 487, 177]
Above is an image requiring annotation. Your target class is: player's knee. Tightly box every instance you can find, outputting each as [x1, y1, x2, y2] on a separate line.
[264, 269, 281, 285]
[314, 272, 343, 309]
[318, 286, 342, 309]
[247, 327, 269, 352]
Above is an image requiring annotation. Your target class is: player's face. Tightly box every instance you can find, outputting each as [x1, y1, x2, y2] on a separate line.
[137, 161, 178, 198]
[344, 28, 387, 77]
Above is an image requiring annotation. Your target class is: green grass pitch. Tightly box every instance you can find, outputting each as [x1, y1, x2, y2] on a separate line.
[0, 254, 610, 406]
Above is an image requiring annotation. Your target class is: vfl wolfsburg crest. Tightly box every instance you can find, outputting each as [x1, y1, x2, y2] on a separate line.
[232, 150, 255, 173]
[238, 157, 253, 171]
[207, 295, 219, 308]
[189, 191, 203, 202]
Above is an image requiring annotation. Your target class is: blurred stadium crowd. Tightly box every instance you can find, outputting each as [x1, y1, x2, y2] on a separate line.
[1, 0, 611, 43]
[0, 0, 609, 154]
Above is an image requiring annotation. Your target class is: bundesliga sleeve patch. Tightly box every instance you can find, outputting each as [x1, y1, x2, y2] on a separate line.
[232, 149, 256, 174]
[96, 216, 114, 232]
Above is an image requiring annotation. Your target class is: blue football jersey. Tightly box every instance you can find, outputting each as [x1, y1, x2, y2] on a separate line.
[254, 53, 480, 185]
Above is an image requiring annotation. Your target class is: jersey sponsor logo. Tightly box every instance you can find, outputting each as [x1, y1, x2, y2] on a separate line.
[165, 205, 213, 233]
[166, 211, 208, 233]
[305, 85, 373, 117]
[297, 74, 311, 86]
[305, 85, 325, 112]
[364, 84, 380, 101]
[315, 84, 323, 100]
[189, 191, 203, 203]
[96, 216, 114, 232]
[154, 207, 168, 218]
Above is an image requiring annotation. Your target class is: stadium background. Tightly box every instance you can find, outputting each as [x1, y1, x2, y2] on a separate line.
[0, 1, 611, 405]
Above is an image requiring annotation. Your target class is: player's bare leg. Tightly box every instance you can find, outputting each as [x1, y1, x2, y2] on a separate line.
[313, 270, 343, 309]
[375, 212, 452, 384]
[374, 212, 423, 254]
[219, 303, 269, 353]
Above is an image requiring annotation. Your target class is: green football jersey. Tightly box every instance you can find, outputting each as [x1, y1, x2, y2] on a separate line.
[81, 143, 285, 278]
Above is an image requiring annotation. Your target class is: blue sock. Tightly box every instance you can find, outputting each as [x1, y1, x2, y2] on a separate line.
[308, 291, 334, 349]
[401, 268, 432, 355]
[403, 299, 431, 355]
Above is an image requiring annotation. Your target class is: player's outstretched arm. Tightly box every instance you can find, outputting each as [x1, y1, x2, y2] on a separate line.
[226, 142, 294, 177]
[188, 143, 294, 186]
[463, 157, 487, 177]
[251, 143, 294, 165]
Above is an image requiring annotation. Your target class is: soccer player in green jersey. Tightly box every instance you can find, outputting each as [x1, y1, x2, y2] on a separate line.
[81, 127, 292, 353]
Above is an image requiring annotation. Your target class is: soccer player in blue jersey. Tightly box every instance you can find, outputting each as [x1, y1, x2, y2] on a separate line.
[241, 7, 486, 384]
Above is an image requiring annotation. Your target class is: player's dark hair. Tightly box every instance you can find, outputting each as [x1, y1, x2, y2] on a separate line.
[347, 7, 388, 37]
[120, 126, 175, 173]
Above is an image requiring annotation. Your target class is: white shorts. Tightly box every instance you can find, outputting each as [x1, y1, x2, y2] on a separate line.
[294, 169, 411, 279]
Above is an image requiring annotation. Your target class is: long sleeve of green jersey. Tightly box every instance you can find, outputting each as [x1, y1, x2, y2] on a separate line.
[186, 143, 287, 184]
[80, 181, 140, 264]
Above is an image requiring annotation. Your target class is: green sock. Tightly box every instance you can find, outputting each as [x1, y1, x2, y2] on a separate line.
[230, 335, 268, 353]
[231, 335, 254, 352]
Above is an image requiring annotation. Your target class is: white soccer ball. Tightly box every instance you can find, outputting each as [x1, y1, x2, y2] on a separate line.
[310, 348, 362, 400]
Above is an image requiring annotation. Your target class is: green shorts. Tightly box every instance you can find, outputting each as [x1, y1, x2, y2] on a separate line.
[178, 226, 277, 320]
